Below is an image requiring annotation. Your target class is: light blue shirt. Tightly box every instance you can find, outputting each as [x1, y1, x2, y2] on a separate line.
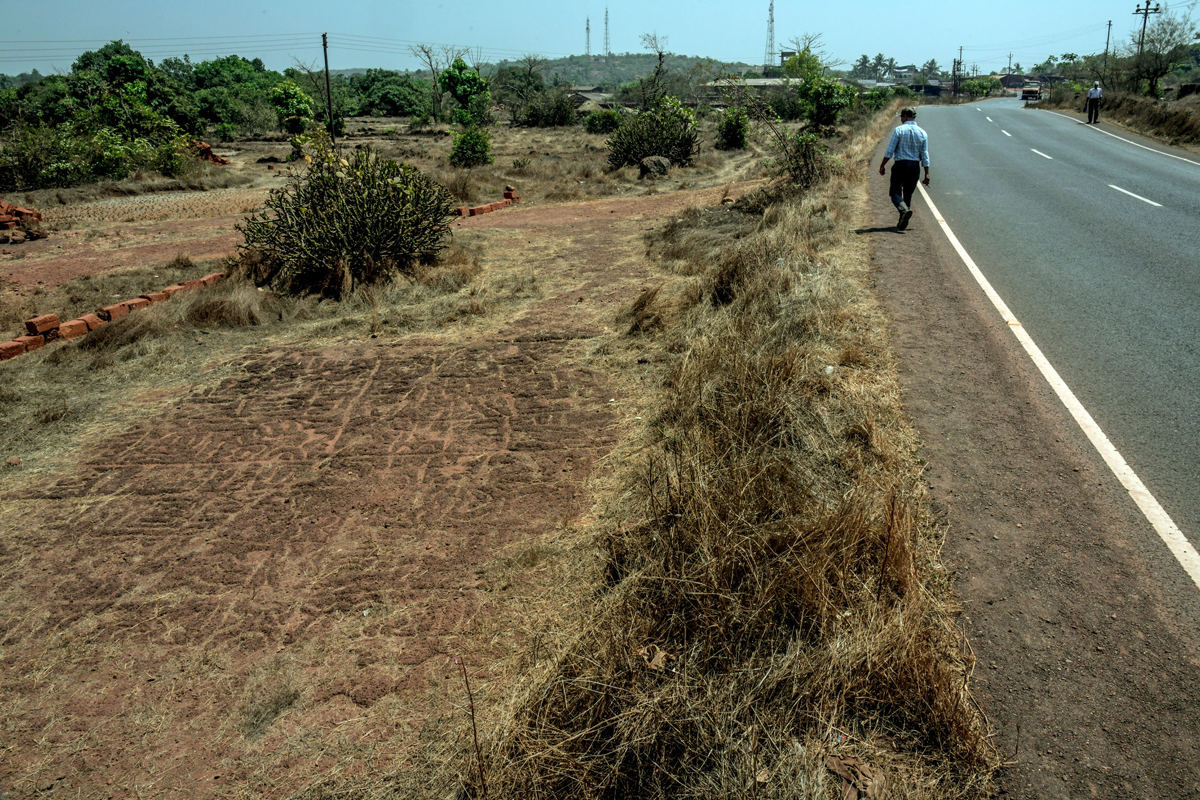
[884, 121, 930, 167]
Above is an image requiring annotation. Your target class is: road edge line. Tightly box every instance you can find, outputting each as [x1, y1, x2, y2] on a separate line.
[916, 182, 1200, 592]
[1042, 109, 1200, 167]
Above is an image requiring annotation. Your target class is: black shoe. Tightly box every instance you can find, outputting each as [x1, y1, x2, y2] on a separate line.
[898, 209, 913, 230]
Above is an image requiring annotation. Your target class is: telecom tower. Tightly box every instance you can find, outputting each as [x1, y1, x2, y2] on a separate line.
[605, 8, 611, 58]
[763, 0, 776, 73]
[587, 17, 591, 56]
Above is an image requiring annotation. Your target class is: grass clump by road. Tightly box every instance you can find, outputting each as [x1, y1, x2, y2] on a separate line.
[425, 105, 1000, 800]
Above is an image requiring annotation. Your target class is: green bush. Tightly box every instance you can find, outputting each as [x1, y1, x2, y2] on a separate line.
[606, 96, 699, 170]
[716, 105, 749, 149]
[449, 127, 493, 167]
[238, 131, 455, 297]
[214, 122, 237, 142]
[799, 75, 858, 127]
[892, 85, 915, 98]
[584, 109, 623, 134]
[520, 87, 577, 127]
[0, 119, 191, 190]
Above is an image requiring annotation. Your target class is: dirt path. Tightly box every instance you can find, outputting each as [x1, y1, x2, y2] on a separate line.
[864, 140, 1200, 798]
[0, 180, 760, 799]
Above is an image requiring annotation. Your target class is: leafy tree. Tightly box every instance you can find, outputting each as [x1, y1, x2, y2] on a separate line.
[850, 55, 873, 79]
[270, 80, 315, 134]
[438, 57, 490, 126]
[359, 73, 429, 117]
[921, 59, 942, 79]
[1131, 9, 1197, 96]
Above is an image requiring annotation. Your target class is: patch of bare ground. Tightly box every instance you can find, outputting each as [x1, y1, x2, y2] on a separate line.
[0, 126, 767, 798]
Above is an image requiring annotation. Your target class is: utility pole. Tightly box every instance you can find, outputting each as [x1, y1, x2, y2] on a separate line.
[1104, 20, 1112, 69]
[1134, 1, 1161, 58]
[586, 17, 591, 56]
[322, 33, 335, 143]
[1007, 52, 1013, 73]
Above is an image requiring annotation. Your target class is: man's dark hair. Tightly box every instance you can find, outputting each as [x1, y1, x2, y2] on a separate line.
[900, 106, 917, 119]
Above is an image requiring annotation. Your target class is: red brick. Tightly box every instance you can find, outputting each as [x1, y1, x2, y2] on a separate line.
[0, 214, 15, 224]
[161, 284, 188, 297]
[183, 280, 204, 290]
[15, 335, 43, 351]
[456, 206, 469, 217]
[102, 303, 129, 321]
[200, 273, 224, 286]
[503, 191, 516, 200]
[124, 298, 151, 312]
[1, 221, 16, 231]
[0, 340, 24, 360]
[140, 292, 170, 303]
[24, 313, 60, 335]
[468, 205, 484, 216]
[80, 313, 105, 331]
[58, 319, 89, 339]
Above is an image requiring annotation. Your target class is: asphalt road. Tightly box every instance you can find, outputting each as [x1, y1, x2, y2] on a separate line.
[913, 98, 1200, 551]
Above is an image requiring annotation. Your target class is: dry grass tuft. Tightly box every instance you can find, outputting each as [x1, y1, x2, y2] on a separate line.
[448, 105, 999, 800]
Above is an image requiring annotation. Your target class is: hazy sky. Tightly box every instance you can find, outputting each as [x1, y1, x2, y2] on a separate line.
[1, 0, 1193, 76]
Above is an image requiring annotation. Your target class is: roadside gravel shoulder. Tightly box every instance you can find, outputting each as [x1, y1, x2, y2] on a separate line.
[865, 132, 1200, 799]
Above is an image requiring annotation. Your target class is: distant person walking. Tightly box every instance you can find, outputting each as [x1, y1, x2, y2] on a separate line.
[878, 107, 930, 231]
[1086, 82, 1103, 124]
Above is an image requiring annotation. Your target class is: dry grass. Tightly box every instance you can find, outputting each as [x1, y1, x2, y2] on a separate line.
[385, 105, 1003, 800]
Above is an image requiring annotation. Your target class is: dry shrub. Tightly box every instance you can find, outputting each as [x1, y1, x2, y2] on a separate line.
[471, 113, 997, 800]
[1049, 91, 1200, 144]
[438, 169, 482, 203]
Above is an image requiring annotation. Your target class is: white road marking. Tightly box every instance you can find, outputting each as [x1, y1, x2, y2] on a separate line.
[1002, 130, 1012, 137]
[1109, 184, 1163, 206]
[986, 116, 993, 122]
[1044, 109, 1200, 167]
[916, 182, 1200, 592]
[1031, 149, 1053, 159]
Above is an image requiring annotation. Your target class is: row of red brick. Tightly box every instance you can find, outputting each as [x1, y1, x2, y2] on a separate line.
[453, 191, 521, 218]
[0, 272, 225, 361]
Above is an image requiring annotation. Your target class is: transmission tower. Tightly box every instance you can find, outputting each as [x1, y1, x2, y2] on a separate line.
[605, 7, 611, 57]
[763, 0, 775, 72]
[587, 17, 591, 56]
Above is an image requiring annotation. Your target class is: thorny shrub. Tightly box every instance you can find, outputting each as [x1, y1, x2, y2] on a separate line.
[238, 130, 454, 297]
[606, 95, 699, 169]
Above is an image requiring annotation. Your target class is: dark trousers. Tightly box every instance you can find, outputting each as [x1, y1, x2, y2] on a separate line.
[889, 160, 920, 211]
[1086, 97, 1101, 123]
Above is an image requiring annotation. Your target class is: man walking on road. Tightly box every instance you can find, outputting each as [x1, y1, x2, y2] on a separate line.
[1086, 81, 1103, 124]
[878, 107, 930, 231]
